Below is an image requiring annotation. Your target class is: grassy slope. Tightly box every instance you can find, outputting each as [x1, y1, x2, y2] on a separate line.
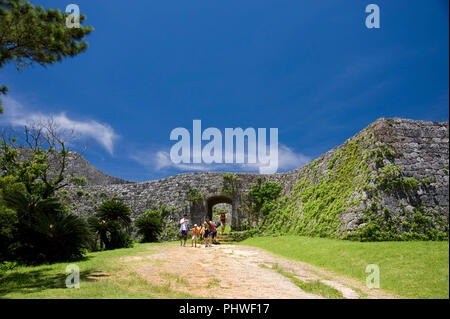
[240, 236, 449, 299]
[0, 242, 198, 299]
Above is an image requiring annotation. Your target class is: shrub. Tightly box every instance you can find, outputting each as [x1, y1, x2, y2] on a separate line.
[89, 200, 132, 250]
[135, 209, 163, 242]
[3, 191, 92, 264]
[71, 176, 88, 186]
[0, 205, 18, 261]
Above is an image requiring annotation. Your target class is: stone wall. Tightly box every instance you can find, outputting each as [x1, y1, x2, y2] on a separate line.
[63, 118, 449, 239]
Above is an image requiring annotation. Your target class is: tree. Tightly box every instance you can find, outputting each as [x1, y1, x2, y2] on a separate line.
[0, 119, 86, 199]
[0, 0, 93, 112]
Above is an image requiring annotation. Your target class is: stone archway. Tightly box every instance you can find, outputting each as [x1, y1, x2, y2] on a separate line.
[206, 194, 232, 220]
[204, 193, 235, 229]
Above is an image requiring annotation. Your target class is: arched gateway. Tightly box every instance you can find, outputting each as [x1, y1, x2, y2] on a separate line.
[189, 192, 241, 229]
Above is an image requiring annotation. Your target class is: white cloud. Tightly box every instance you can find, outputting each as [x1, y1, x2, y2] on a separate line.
[0, 96, 118, 154]
[131, 144, 311, 174]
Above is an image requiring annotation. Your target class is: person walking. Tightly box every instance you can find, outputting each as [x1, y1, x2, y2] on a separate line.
[191, 224, 199, 247]
[204, 217, 212, 248]
[179, 214, 189, 247]
[220, 213, 227, 234]
[198, 223, 205, 246]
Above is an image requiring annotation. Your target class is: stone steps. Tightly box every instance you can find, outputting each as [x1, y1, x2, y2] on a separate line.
[215, 233, 234, 244]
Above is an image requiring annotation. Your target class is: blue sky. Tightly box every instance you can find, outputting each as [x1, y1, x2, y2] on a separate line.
[1, 0, 448, 182]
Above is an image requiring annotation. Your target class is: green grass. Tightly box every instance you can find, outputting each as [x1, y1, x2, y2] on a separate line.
[263, 263, 343, 299]
[0, 242, 198, 299]
[206, 278, 221, 289]
[240, 236, 449, 299]
[217, 224, 231, 234]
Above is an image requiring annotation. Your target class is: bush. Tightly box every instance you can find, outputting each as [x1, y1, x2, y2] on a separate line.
[89, 200, 133, 250]
[135, 210, 163, 242]
[0, 205, 18, 261]
[3, 191, 92, 264]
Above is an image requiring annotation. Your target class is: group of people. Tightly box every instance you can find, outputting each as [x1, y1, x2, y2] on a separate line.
[179, 213, 227, 248]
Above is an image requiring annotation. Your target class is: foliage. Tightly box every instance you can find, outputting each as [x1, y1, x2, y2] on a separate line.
[187, 187, 203, 202]
[375, 165, 420, 192]
[71, 176, 88, 186]
[88, 200, 132, 250]
[348, 202, 448, 241]
[135, 209, 163, 242]
[0, 204, 17, 260]
[2, 190, 92, 264]
[245, 178, 282, 225]
[221, 173, 239, 194]
[0, 176, 22, 261]
[263, 132, 374, 238]
[0, 0, 93, 112]
[258, 129, 446, 241]
[0, 124, 85, 199]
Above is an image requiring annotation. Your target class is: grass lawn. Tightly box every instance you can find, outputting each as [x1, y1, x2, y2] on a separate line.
[0, 242, 199, 299]
[240, 236, 449, 299]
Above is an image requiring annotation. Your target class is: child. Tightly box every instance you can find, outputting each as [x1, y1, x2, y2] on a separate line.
[198, 223, 205, 246]
[203, 220, 211, 248]
[191, 224, 199, 247]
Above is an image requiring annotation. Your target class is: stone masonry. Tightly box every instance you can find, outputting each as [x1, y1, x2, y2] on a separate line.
[64, 118, 449, 234]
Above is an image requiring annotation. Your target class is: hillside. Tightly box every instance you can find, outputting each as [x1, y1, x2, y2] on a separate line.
[63, 152, 131, 185]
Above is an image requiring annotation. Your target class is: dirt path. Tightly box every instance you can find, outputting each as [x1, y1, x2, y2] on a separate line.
[120, 244, 396, 299]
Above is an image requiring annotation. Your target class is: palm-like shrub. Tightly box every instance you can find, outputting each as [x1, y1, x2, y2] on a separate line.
[89, 200, 132, 250]
[135, 209, 163, 242]
[4, 191, 92, 264]
[87, 216, 110, 250]
[96, 200, 131, 228]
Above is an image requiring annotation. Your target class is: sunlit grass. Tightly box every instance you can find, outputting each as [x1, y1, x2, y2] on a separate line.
[0, 242, 198, 299]
[241, 236, 449, 299]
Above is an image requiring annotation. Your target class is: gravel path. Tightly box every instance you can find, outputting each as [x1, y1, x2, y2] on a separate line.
[120, 244, 396, 299]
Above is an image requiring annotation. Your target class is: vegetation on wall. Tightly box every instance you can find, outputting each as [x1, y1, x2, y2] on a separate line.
[187, 187, 203, 202]
[247, 129, 449, 242]
[262, 131, 375, 238]
[347, 201, 448, 241]
[244, 178, 282, 226]
[221, 173, 239, 194]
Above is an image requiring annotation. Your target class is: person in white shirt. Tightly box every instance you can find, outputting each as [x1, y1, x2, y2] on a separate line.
[179, 214, 190, 247]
